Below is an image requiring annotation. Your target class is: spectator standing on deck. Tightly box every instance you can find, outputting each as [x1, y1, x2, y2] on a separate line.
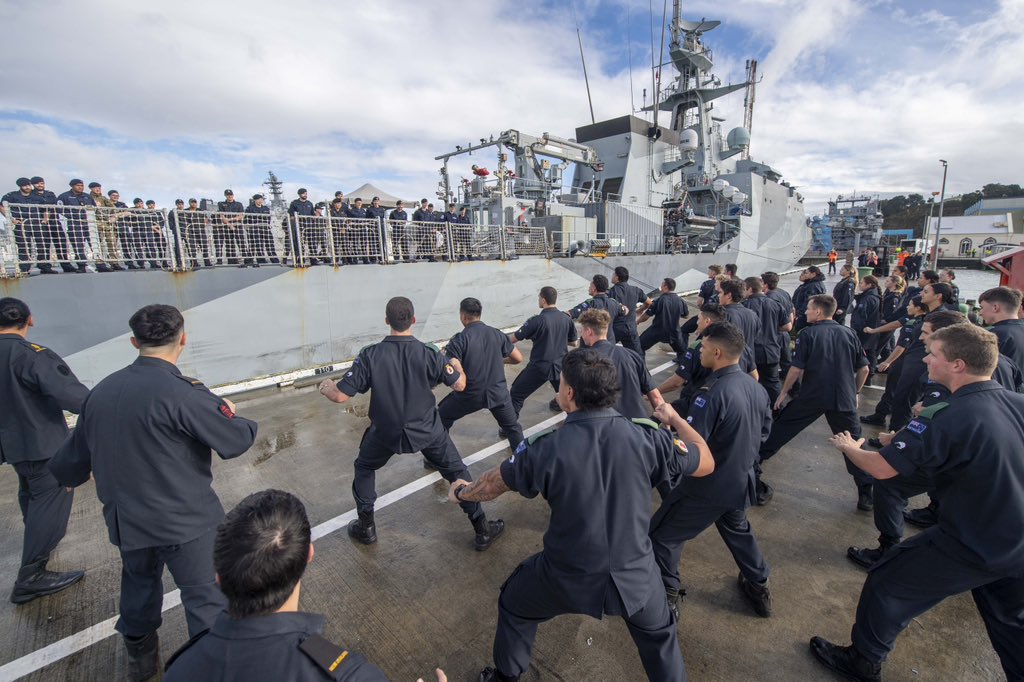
[56, 179, 95, 273]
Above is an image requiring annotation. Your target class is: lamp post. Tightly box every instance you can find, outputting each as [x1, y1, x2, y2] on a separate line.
[932, 159, 948, 270]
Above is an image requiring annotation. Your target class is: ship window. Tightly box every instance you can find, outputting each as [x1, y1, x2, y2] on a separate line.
[958, 238, 972, 256]
[939, 238, 949, 245]
[983, 237, 997, 246]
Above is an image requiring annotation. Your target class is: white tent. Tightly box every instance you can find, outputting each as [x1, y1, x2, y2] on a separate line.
[345, 183, 416, 208]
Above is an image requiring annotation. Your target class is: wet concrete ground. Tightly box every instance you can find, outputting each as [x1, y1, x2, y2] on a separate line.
[0, 271, 1005, 681]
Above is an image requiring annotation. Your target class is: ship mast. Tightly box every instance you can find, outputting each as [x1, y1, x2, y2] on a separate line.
[742, 59, 758, 160]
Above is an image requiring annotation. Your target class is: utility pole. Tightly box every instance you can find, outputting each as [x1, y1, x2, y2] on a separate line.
[932, 159, 948, 270]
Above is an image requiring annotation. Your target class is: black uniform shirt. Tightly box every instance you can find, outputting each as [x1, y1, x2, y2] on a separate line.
[445, 321, 513, 408]
[588, 339, 653, 419]
[0, 335, 89, 464]
[609, 283, 647, 333]
[791, 320, 868, 411]
[164, 612, 387, 682]
[345, 206, 368, 219]
[514, 308, 577, 366]
[881, 290, 899, 321]
[896, 316, 921, 350]
[569, 294, 627, 344]
[852, 289, 882, 347]
[389, 209, 408, 223]
[740, 294, 785, 364]
[244, 203, 271, 224]
[723, 303, 761, 369]
[56, 190, 95, 224]
[365, 206, 386, 221]
[289, 199, 315, 217]
[792, 277, 826, 316]
[880, 382, 1024, 571]
[646, 293, 688, 338]
[1, 191, 38, 221]
[697, 278, 718, 306]
[500, 409, 701, 617]
[990, 319, 1024, 373]
[682, 365, 771, 508]
[412, 208, 430, 222]
[49, 357, 257, 551]
[217, 200, 244, 214]
[832, 277, 855, 313]
[337, 336, 461, 452]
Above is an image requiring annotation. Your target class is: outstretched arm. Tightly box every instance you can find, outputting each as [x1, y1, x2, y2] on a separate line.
[447, 467, 510, 503]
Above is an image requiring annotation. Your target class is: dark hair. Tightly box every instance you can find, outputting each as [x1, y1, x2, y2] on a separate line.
[928, 282, 954, 304]
[979, 286, 1022, 310]
[0, 297, 30, 328]
[942, 269, 956, 280]
[701, 321, 746, 359]
[808, 294, 837, 318]
[743, 276, 763, 294]
[592, 274, 609, 293]
[908, 295, 925, 313]
[761, 272, 779, 289]
[806, 265, 822, 277]
[725, 263, 738, 276]
[614, 266, 629, 282]
[863, 275, 881, 295]
[923, 310, 966, 331]
[698, 304, 726, 323]
[129, 304, 184, 347]
[460, 297, 482, 318]
[719, 278, 745, 302]
[539, 286, 558, 305]
[385, 296, 414, 332]
[893, 265, 908, 276]
[920, 270, 940, 284]
[214, 489, 311, 619]
[663, 277, 676, 291]
[561, 349, 619, 410]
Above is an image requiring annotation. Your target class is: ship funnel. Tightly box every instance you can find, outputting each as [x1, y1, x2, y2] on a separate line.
[712, 178, 730, 192]
[679, 129, 699, 153]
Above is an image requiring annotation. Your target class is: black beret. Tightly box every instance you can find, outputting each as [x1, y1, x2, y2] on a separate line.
[16, 177, 32, 186]
[30, 176, 43, 183]
[297, 187, 308, 194]
[133, 197, 143, 204]
[69, 178, 83, 186]
[88, 182, 101, 189]
[252, 194, 264, 200]
[175, 198, 185, 204]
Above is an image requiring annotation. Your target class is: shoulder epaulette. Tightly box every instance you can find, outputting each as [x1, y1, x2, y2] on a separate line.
[917, 402, 949, 420]
[631, 417, 660, 430]
[28, 342, 47, 353]
[163, 628, 210, 671]
[299, 634, 351, 676]
[527, 427, 557, 444]
[425, 342, 441, 354]
[688, 338, 701, 349]
[175, 374, 205, 387]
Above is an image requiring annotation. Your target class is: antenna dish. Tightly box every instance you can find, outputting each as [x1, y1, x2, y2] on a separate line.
[678, 18, 721, 33]
[679, 129, 698, 152]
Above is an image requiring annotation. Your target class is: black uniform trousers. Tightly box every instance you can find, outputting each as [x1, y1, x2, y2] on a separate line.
[851, 529, 1024, 678]
[828, 261, 837, 275]
[889, 359, 926, 432]
[66, 220, 91, 267]
[352, 429, 482, 521]
[509, 362, 558, 416]
[116, 528, 225, 639]
[759, 398, 873, 490]
[184, 226, 212, 266]
[778, 336, 792, 379]
[640, 326, 686, 360]
[438, 393, 524, 449]
[13, 460, 74, 572]
[613, 323, 643, 356]
[756, 363, 782, 407]
[871, 471, 933, 545]
[649, 492, 769, 595]
[494, 554, 687, 681]
[870, 357, 903, 419]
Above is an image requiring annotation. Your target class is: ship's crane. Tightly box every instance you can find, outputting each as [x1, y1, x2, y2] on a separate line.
[434, 129, 603, 203]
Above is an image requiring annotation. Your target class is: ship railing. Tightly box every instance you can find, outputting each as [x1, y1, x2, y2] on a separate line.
[292, 216, 385, 266]
[501, 226, 548, 258]
[173, 209, 287, 270]
[0, 202, 176, 274]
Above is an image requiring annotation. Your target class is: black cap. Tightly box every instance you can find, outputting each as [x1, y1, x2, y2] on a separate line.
[252, 193, 264, 200]
[298, 187, 308, 195]
[372, 196, 380, 201]
[69, 178, 83, 186]
[188, 198, 197, 203]
[16, 177, 31, 187]
[146, 200, 156, 206]
[314, 201, 326, 209]
[30, 176, 43, 183]
[175, 198, 184, 204]
[107, 189, 118, 196]
[224, 189, 233, 196]
[88, 182, 101, 189]
[133, 197, 143, 204]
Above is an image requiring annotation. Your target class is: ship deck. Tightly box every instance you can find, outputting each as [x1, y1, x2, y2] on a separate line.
[0, 272, 1003, 681]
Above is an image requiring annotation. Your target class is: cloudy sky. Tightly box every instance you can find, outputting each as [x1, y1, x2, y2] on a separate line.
[1, 0, 1020, 215]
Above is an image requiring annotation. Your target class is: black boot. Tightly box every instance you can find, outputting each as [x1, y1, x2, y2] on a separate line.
[846, 536, 897, 570]
[473, 515, 505, 551]
[665, 586, 685, 621]
[904, 504, 938, 528]
[755, 476, 774, 506]
[859, 413, 886, 426]
[347, 512, 377, 545]
[123, 631, 160, 681]
[10, 560, 85, 604]
[857, 486, 874, 512]
[737, 573, 773, 617]
[809, 637, 881, 681]
[478, 666, 519, 682]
